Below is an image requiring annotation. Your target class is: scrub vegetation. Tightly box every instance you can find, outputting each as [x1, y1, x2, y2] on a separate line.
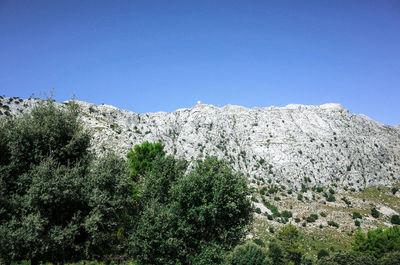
[1, 99, 400, 264]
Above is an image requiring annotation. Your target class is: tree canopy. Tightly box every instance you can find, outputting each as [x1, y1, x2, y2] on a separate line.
[0, 100, 135, 264]
[126, 141, 165, 181]
[129, 156, 253, 264]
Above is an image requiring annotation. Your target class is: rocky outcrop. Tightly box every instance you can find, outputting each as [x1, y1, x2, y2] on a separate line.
[1, 96, 399, 190]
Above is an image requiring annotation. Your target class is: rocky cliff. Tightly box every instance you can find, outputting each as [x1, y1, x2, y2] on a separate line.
[1, 96, 399, 190]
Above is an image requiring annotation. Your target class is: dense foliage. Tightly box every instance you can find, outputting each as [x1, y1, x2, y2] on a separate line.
[2, 99, 400, 265]
[129, 156, 253, 264]
[0, 102, 253, 264]
[316, 252, 378, 265]
[224, 242, 270, 265]
[0, 101, 135, 264]
[353, 226, 400, 258]
[126, 141, 165, 181]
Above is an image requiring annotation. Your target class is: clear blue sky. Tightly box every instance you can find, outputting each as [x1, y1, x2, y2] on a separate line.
[1, 0, 399, 125]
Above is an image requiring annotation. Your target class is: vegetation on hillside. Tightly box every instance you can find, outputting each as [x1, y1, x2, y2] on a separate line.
[1, 99, 400, 264]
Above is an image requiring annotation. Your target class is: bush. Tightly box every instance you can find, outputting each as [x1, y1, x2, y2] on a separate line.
[391, 215, 400, 225]
[341, 197, 351, 206]
[317, 252, 378, 265]
[328, 221, 339, 228]
[275, 224, 303, 265]
[225, 242, 270, 265]
[392, 187, 399, 195]
[380, 251, 400, 265]
[327, 194, 336, 202]
[267, 242, 283, 265]
[281, 211, 293, 219]
[317, 249, 329, 260]
[129, 156, 253, 265]
[371, 208, 380, 218]
[306, 214, 318, 223]
[263, 201, 280, 217]
[353, 212, 362, 219]
[353, 226, 400, 258]
[355, 220, 361, 227]
[0, 100, 134, 264]
[126, 141, 165, 181]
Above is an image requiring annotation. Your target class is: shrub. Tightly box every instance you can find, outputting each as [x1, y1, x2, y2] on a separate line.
[317, 249, 329, 260]
[126, 141, 165, 181]
[353, 212, 362, 219]
[327, 194, 336, 202]
[263, 201, 280, 217]
[380, 251, 400, 265]
[341, 197, 351, 206]
[392, 187, 399, 195]
[353, 226, 400, 258]
[317, 252, 378, 265]
[225, 242, 269, 265]
[391, 215, 400, 225]
[328, 221, 339, 228]
[0, 100, 134, 264]
[255, 208, 262, 214]
[371, 208, 380, 218]
[355, 220, 361, 227]
[267, 242, 283, 265]
[129, 156, 253, 265]
[306, 214, 318, 223]
[275, 224, 303, 264]
[281, 211, 293, 219]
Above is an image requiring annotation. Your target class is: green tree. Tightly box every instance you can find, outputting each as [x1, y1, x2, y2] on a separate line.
[126, 141, 165, 181]
[171, 157, 253, 250]
[0, 100, 134, 264]
[371, 208, 380, 218]
[275, 224, 303, 265]
[137, 155, 187, 205]
[317, 252, 378, 265]
[391, 215, 400, 225]
[129, 156, 253, 264]
[267, 242, 284, 265]
[225, 242, 270, 265]
[380, 251, 400, 265]
[317, 249, 329, 260]
[353, 226, 400, 258]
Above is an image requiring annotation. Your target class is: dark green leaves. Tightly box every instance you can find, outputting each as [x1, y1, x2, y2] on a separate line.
[126, 141, 165, 181]
[130, 156, 253, 265]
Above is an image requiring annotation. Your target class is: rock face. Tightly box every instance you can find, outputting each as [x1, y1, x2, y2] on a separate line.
[1, 96, 400, 190]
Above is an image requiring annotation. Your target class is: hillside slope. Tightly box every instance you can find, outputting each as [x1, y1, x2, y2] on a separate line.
[1, 96, 399, 191]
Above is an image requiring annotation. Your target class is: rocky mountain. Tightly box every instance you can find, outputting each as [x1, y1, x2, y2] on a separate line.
[1, 96, 399, 191]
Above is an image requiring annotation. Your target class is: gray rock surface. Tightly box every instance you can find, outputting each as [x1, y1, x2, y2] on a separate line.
[1, 96, 399, 190]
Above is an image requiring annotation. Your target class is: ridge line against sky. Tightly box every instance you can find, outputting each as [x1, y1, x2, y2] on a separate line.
[1, 0, 399, 125]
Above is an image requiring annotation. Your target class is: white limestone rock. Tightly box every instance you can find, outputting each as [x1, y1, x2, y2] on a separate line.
[1, 96, 399, 190]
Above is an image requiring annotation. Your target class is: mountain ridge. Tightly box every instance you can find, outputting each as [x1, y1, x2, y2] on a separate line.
[1, 96, 399, 192]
